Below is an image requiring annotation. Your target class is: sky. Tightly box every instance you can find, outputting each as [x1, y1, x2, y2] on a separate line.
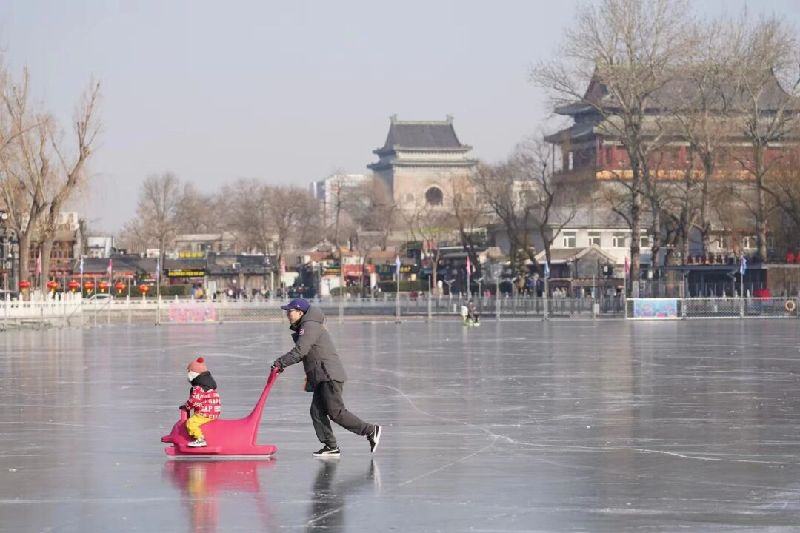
[0, 0, 798, 234]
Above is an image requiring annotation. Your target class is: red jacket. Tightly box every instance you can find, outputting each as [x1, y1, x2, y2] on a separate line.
[185, 385, 221, 418]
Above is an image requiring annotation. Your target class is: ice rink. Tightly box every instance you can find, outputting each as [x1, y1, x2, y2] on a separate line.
[3, 317, 800, 532]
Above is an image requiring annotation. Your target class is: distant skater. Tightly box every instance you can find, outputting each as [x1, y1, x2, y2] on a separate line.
[272, 298, 381, 457]
[466, 300, 480, 325]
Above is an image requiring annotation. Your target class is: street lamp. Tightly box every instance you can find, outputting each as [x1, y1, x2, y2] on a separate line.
[0, 210, 6, 291]
[0, 210, 14, 293]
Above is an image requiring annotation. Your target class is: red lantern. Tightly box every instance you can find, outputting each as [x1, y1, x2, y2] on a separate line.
[84, 280, 95, 292]
[46, 280, 59, 292]
[138, 284, 150, 294]
[98, 280, 109, 292]
[114, 281, 126, 295]
[67, 280, 80, 292]
[18, 279, 30, 290]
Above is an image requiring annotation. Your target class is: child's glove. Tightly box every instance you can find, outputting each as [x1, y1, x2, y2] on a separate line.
[271, 360, 284, 373]
[179, 404, 189, 411]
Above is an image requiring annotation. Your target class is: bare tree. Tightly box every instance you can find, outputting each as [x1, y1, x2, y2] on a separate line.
[666, 24, 736, 258]
[38, 82, 101, 291]
[509, 137, 578, 269]
[265, 185, 320, 273]
[449, 172, 487, 281]
[348, 177, 397, 251]
[533, 0, 696, 293]
[135, 172, 182, 281]
[762, 150, 800, 253]
[221, 178, 274, 254]
[0, 70, 53, 287]
[338, 176, 397, 294]
[402, 199, 455, 295]
[727, 13, 800, 261]
[174, 182, 219, 235]
[117, 218, 148, 254]
[471, 160, 538, 290]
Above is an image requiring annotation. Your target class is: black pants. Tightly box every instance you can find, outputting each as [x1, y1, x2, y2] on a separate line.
[310, 380, 373, 448]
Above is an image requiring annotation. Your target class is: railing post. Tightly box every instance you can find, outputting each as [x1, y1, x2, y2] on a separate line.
[495, 280, 500, 320]
[543, 277, 549, 321]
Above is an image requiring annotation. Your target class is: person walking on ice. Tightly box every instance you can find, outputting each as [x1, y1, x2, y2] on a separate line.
[271, 298, 381, 458]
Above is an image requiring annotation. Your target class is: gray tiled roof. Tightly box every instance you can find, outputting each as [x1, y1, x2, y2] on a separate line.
[557, 71, 800, 116]
[378, 119, 466, 151]
[543, 122, 597, 143]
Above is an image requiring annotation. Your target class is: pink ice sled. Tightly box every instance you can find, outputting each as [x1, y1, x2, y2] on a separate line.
[161, 368, 280, 457]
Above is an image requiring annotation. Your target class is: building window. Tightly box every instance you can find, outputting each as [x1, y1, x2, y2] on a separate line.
[425, 187, 443, 206]
[562, 231, 576, 248]
[640, 234, 650, 248]
[404, 193, 414, 204]
[588, 232, 601, 246]
[742, 236, 755, 249]
[612, 233, 626, 248]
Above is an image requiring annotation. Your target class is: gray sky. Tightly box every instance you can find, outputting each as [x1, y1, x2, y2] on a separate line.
[1, 0, 798, 233]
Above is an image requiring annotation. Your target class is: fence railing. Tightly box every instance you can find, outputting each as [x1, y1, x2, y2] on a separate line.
[4, 294, 793, 329]
[0, 293, 627, 329]
[626, 297, 799, 319]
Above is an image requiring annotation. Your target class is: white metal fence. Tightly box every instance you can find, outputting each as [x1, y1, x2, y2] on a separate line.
[0, 293, 628, 329]
[3, 294, 793, 330]
[626, 297, 799, 319]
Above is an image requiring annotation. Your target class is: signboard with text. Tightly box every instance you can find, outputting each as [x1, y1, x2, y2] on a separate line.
[167, 269, 206, 278]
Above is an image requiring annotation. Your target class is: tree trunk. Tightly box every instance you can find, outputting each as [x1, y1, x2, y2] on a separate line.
[18, 231, 30, 287]
[630, 160, 642, 296]
[700, 153, 713, 255]
[754, 143, 768, 261]
[650, 199, 661, 274]
[41, 238, 54, 293]
[432, 249, 440, 296]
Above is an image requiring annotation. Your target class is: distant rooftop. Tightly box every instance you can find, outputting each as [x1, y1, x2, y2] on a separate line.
[374, 115, 470, 154]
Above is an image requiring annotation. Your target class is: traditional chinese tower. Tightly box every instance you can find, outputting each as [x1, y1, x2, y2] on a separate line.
[368, 115, 477, 212]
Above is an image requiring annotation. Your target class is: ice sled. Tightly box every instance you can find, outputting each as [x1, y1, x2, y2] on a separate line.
[162, 368, 280, 458]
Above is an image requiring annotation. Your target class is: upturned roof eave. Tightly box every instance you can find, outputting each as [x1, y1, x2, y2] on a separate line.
[368, 160, 477, 171]
[373, 144, 472, 155]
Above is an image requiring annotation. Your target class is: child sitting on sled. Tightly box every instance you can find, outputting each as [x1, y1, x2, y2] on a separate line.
[181, 357, 221, 448]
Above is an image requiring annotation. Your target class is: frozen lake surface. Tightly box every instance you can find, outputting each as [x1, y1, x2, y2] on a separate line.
[3, 317, 800, 532]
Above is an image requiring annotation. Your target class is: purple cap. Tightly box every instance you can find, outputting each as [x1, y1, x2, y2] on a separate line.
[280, 298, 310, 313]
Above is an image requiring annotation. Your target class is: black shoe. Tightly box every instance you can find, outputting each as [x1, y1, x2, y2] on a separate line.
[367, 425, 381, 453]
[312, 445, 341, 457]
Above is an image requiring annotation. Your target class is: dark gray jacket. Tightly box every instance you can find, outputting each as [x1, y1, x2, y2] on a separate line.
[274, 305, 347, 387]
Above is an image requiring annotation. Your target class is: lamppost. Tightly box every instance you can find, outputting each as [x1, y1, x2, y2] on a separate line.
[488, 263, 502, 320]
[0, 211, 16, 293]
[0, 210, 7, 291]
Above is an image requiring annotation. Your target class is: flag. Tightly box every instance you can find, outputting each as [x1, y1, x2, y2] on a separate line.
[624, 256, 630, 276]
[466, 255, 471, 274]
[107, 258, 113, 276]
[543, 261, 550, 278]
[35, 250, 41, 276]
[156, 255, 161, 283]
[79, 256, 84, 276]
[395, 255, 401, 277]
[739, 255, 747, 276]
